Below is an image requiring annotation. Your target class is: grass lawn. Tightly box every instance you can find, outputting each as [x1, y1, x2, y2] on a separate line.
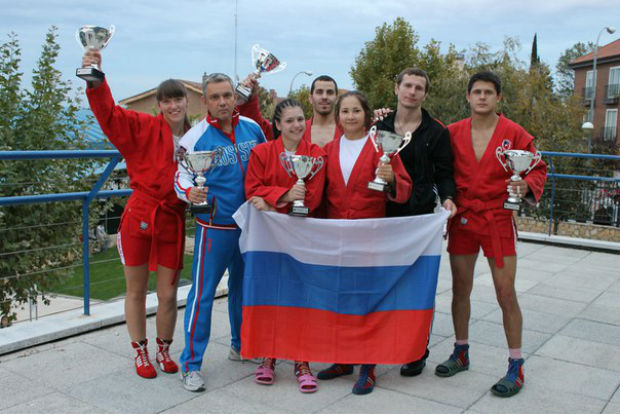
[49, 248, 194, 301]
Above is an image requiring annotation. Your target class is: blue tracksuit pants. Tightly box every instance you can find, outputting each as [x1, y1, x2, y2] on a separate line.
[180, 225, 243, 373]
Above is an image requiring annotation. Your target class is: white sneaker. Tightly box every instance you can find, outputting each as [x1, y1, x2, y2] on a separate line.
[228, 347, 261, 364]
[180, 370, 205, 392]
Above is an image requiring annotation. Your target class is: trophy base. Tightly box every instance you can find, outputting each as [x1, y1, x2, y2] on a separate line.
[289, 205, 309, 217]
[76, 67, 105, 82]
[235, 84, 251, 104]
[190, 203, 212, 215]
[503, 201, 521, 211]
[367, 181, 390, 192]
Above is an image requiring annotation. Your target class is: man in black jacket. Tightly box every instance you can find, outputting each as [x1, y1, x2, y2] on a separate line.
[374, 67, 457, 376]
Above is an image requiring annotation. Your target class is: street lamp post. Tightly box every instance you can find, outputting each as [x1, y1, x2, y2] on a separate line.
[589, 26, 616, 152]
[289, 71, 313, 95]
[582, 121, 594, 153]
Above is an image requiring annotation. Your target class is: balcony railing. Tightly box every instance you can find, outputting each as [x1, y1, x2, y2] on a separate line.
[604, 84, 620, 104]
[581, 87, 594, 106]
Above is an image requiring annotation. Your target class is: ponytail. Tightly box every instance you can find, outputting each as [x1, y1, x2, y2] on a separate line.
[271, 98, 303, 139]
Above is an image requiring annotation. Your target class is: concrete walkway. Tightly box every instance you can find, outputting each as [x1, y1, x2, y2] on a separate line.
[0, 241, 618, 414]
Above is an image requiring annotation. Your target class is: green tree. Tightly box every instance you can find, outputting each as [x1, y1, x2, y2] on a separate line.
[257, 85, 276, 120]
[349, 18, 598, 233]
[555, 42, 594, 97]
[288, 85, 313, 119]
[0, 27, 105, 324]
[463, 37, 585, 152]
[530, 33, 540, 70]
[417, 41, 468, 124]
[350, 17, 420, 109]
[0, 33, 21, 152]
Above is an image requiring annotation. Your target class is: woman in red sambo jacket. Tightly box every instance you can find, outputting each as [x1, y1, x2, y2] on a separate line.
[317, 91, 412, 395]
[244, 98, 326, 393]
[82, 50, 189, 379]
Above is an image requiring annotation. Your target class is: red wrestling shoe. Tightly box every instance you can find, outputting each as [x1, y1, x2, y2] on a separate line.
[156, 337, 178, 374]
[132, 339, 157, 379]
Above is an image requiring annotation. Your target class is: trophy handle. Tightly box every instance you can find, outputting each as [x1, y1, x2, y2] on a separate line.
[495, 147, 508, 172]
[177, 151, 189, 172]
[525, 151, 542, 175]
[75, 29, 83, 49]
[279, 152, 294, 177]
[207, 147, 224, 176]
[368, 126, 379, 153]
[307, 156, 324, 181]
[103, 25, 115, 49]
[251, 44, 261, 66]
[393, 131, 412, 157]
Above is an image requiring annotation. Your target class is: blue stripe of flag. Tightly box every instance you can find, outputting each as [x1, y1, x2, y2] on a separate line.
[242, 251, 440, 315]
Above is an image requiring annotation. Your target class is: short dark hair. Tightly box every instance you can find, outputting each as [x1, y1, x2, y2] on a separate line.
[271, 98, 304, 139]
[310, 75, 338, 95]
[396, 68, 430, 93]
[467, 71, 502, 94]
[156, 79, 187, 102]
[335, 91, 372, 130]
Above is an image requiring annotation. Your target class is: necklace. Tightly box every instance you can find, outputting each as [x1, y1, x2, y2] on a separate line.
[395, 117, 420, 136]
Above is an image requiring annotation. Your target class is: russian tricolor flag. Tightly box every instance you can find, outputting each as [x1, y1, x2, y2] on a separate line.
[233, 202, 448, 364]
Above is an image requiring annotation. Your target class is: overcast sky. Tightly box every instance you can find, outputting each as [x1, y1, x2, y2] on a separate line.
[2, 0, 619, 105]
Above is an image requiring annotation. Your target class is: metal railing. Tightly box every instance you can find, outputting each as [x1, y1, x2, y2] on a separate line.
[540, 151, 620, 235]
[582, 87, 594, 105]
[604, 84, 620, 104]
[1, 150, 619, 320]
[0, 150, 131, 316]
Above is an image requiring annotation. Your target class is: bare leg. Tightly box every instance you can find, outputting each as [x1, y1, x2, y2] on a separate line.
[123, 264, 149, 342]
[449, 254, 478, 340]
[155, 265, 179, 341]
[487, 255, 521, 349]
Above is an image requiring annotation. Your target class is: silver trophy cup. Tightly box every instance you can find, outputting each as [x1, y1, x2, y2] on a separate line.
[236, 44, 287, 103]
[279, 153, 324, 217]
[75, 25, 115, 82]
[496, 148, 542, 211]
[367, 125, 412, 192]
[179, 149, 222, 215]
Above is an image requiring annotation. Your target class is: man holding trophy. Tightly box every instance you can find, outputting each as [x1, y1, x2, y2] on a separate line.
[438, 71, 547, 397]
[174, 73, 266, 392]
[374, 67, 457, 378]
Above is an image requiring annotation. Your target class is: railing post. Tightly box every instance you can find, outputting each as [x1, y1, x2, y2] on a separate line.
[82, 198, 90, 316]
[548, 157, 556, 236]
[81, 156, 122, 316]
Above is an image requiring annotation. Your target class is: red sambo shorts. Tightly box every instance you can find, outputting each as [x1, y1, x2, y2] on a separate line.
[447, 213, 517, 259]
[117, 191, 185, 271]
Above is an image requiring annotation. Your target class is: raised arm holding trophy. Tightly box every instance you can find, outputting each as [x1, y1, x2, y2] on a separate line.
[75, 25, 115, 82]
[236, 44, 287, 103]
[79, 26, 191, 381]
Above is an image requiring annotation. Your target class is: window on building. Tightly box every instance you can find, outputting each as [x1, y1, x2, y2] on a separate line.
[608, 66, 620, 98]
[585, 70, 595, 99]
[603, 109, 617, 141]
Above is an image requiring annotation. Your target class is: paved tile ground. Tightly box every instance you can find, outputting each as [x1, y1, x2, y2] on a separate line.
[0, 241, 618, 414]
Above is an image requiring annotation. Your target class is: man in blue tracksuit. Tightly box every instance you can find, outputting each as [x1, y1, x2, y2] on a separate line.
[174, 73, 266, 392]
